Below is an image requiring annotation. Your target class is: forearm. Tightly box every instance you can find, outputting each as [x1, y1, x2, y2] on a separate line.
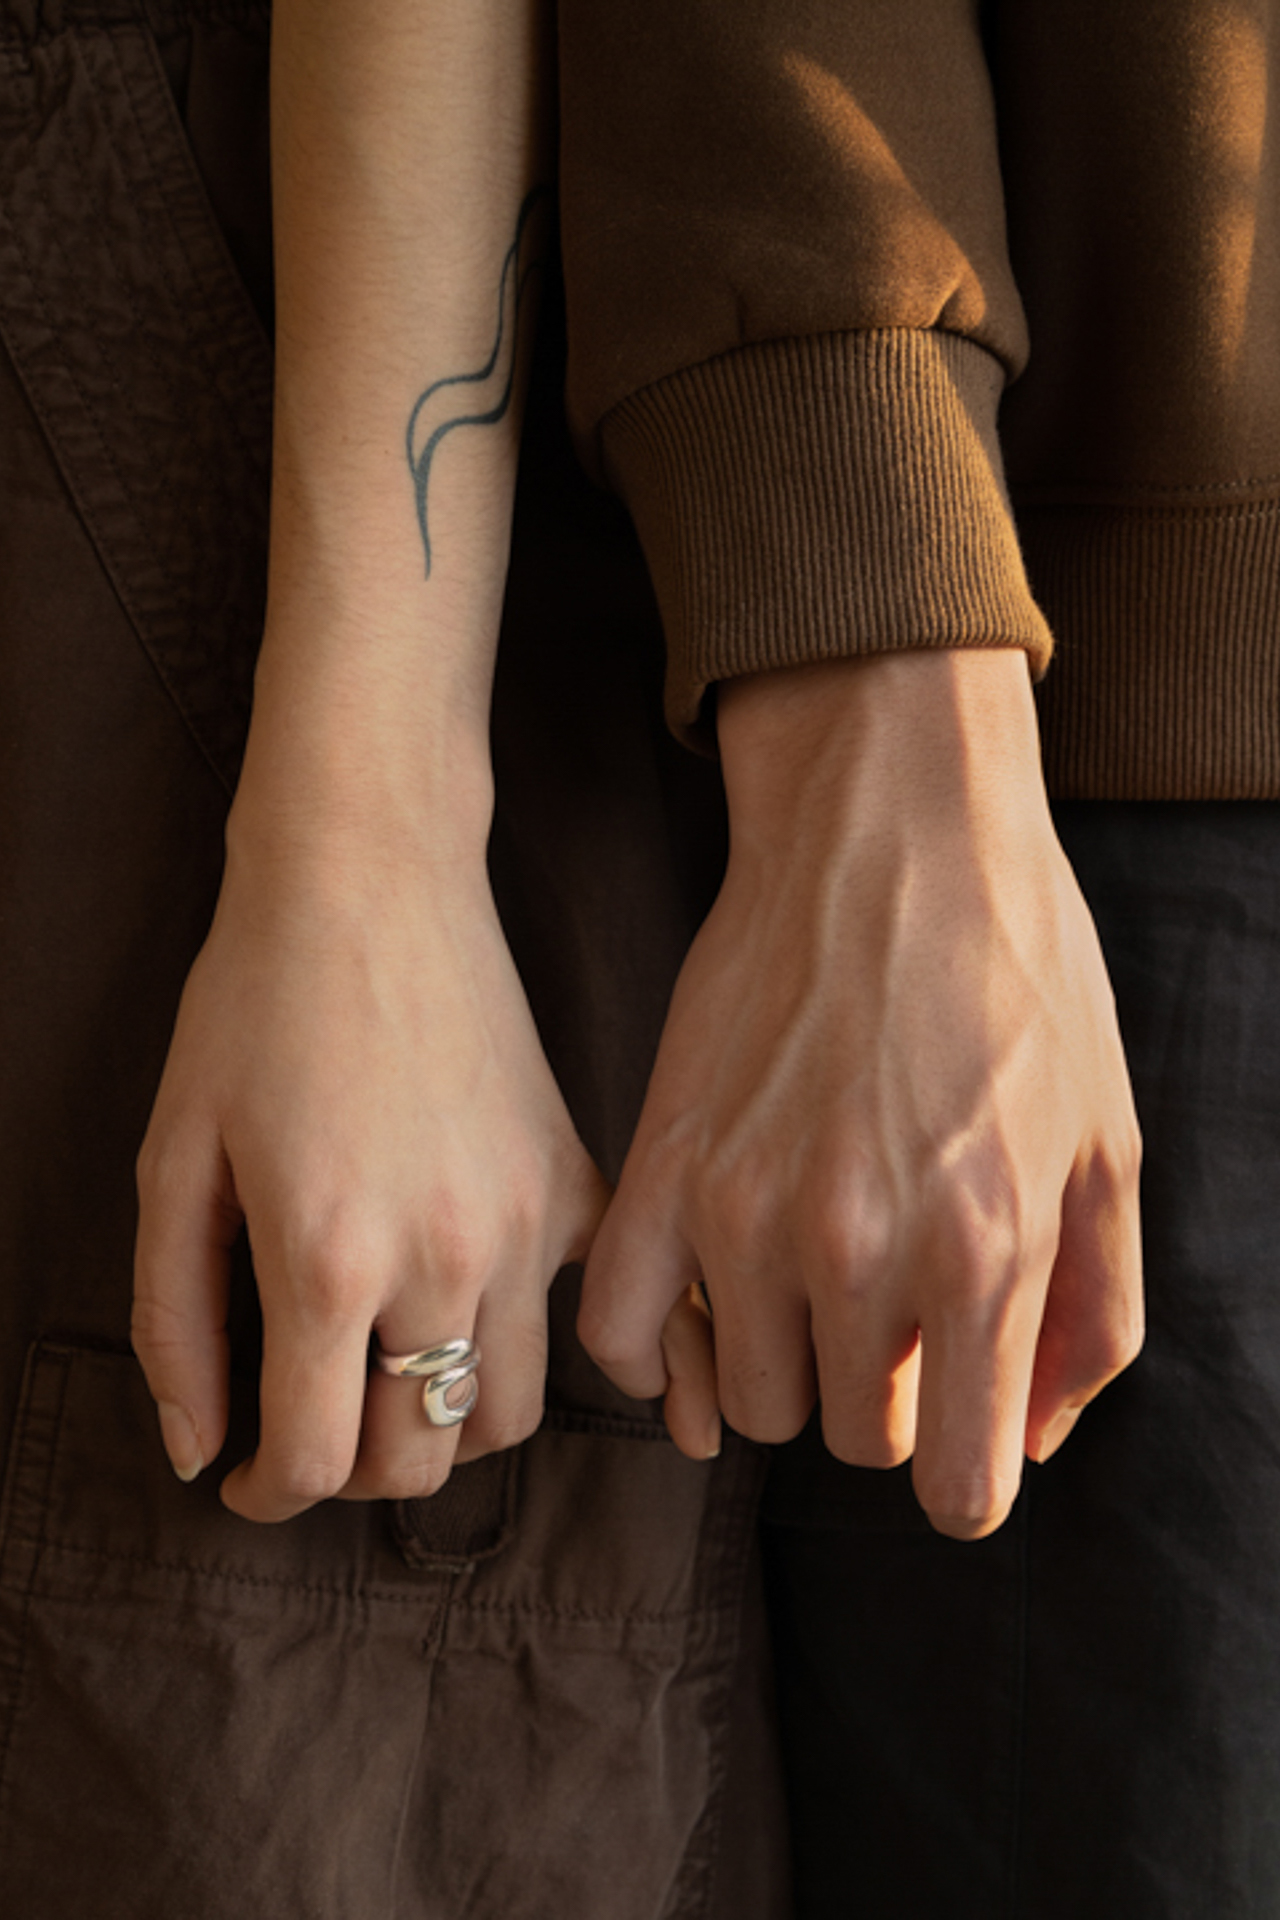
[239, 0, 550, 862]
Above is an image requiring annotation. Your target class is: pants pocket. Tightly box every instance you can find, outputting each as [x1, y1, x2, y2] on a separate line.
[0, 1344, 784, 1920]
[412, 1409, 779, 1920]
[0, 1340, 456, 1920]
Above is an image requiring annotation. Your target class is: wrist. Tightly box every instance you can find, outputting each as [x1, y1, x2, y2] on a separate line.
[716, 649, 1049, 857]
[228, 644, 495, 885]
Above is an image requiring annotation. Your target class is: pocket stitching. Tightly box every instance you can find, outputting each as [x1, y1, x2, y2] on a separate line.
[0, 1344, 72, 1855]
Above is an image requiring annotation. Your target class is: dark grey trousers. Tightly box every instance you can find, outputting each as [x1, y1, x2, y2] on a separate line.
[765, 801, 1280, 1919]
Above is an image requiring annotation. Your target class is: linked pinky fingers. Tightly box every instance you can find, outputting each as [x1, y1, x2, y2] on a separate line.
[578, 1203, 699, 1400]
[662, 1285, 721, 1462]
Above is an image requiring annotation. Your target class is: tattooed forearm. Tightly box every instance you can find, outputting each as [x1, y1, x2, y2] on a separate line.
[405, 186, 550, 577]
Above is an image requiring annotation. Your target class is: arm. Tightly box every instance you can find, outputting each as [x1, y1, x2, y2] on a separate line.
[132, 0, 609, 1520]
[566, 1, 1143, 1533]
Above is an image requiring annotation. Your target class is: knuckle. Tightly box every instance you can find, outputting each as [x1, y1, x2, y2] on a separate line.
[296, 1187, 502, 1328]
[276, 1454, 350, 1506]
[419, 1193, 494, 1300]
[928, 1178, 1045, 1320]
[946, 1183, 1023, 1287]
[577, 1314, 664, 1398]
[576, 1303, 634, 1374]
[294, 1229, 378, 1322]
[803, 1190, 894, 1300]
[129, 1292, 189, 1366]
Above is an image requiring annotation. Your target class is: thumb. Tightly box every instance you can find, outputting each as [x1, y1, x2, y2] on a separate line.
[133, 1116, 239, 1481]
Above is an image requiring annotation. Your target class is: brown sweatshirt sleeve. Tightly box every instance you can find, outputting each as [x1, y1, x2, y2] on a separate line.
[558, 0, 1054, 740]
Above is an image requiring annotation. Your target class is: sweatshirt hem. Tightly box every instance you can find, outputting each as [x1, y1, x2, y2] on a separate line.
[601, 331, 1053, 747]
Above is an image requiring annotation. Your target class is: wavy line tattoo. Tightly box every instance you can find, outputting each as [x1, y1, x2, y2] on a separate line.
[405, 186, 550, 577]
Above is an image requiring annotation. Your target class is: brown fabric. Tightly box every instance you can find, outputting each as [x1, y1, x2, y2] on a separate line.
[0, 6, 790, 1913]
[558, 0, 1027, 440]
[0, 1345, 770, 1918]
[0, 0, 272, 797]
[997, 0, 1280, 797]
[560, 0, 1280, 796]
[604, 331, 1052, 740]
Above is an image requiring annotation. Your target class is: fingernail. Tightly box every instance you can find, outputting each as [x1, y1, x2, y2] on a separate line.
[704, 1417, 722, 1462]
[158, 1402, 204, 1483]
[1032, 1407, 1080, 1465]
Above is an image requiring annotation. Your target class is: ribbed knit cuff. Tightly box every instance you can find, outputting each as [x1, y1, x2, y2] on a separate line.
[601, 330, 1052, 745]
[1025, 499, 1280, 799]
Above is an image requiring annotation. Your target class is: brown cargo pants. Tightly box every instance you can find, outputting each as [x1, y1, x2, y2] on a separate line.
[0, 6, 790, 1914]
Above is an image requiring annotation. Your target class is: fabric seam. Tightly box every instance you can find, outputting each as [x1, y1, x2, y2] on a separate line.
[112, 22, 268, 472]
[3, 1543, 726, 1624]
[0, 1538, 448, 1606]
[1, 51, 224, 782]
[598, 325, 1005, 458]
[0, 1346, 71, 1858]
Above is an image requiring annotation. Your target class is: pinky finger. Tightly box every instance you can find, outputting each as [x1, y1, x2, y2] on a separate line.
[661, 1285, 721, 1462]
[1025, 1144, 1144, 1464]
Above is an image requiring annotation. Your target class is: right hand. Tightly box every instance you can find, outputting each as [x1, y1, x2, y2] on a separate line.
[581, 651, 1144, 1538]
[133, 814, 609, 1522]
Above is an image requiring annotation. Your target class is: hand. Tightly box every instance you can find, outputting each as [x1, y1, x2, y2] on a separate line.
[133, 804, 608, 1522]
[580, 650, 1143, 1538]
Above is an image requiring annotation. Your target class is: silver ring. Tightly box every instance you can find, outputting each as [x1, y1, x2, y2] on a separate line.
[374, 1337, 480, 1429]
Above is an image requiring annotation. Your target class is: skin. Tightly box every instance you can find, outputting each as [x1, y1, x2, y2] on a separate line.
[133, 2, 1143, 1536]
[582, 648, 1144, 1538]
[132, 0, 717, 1516]
[136, 789, 609, 1517]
